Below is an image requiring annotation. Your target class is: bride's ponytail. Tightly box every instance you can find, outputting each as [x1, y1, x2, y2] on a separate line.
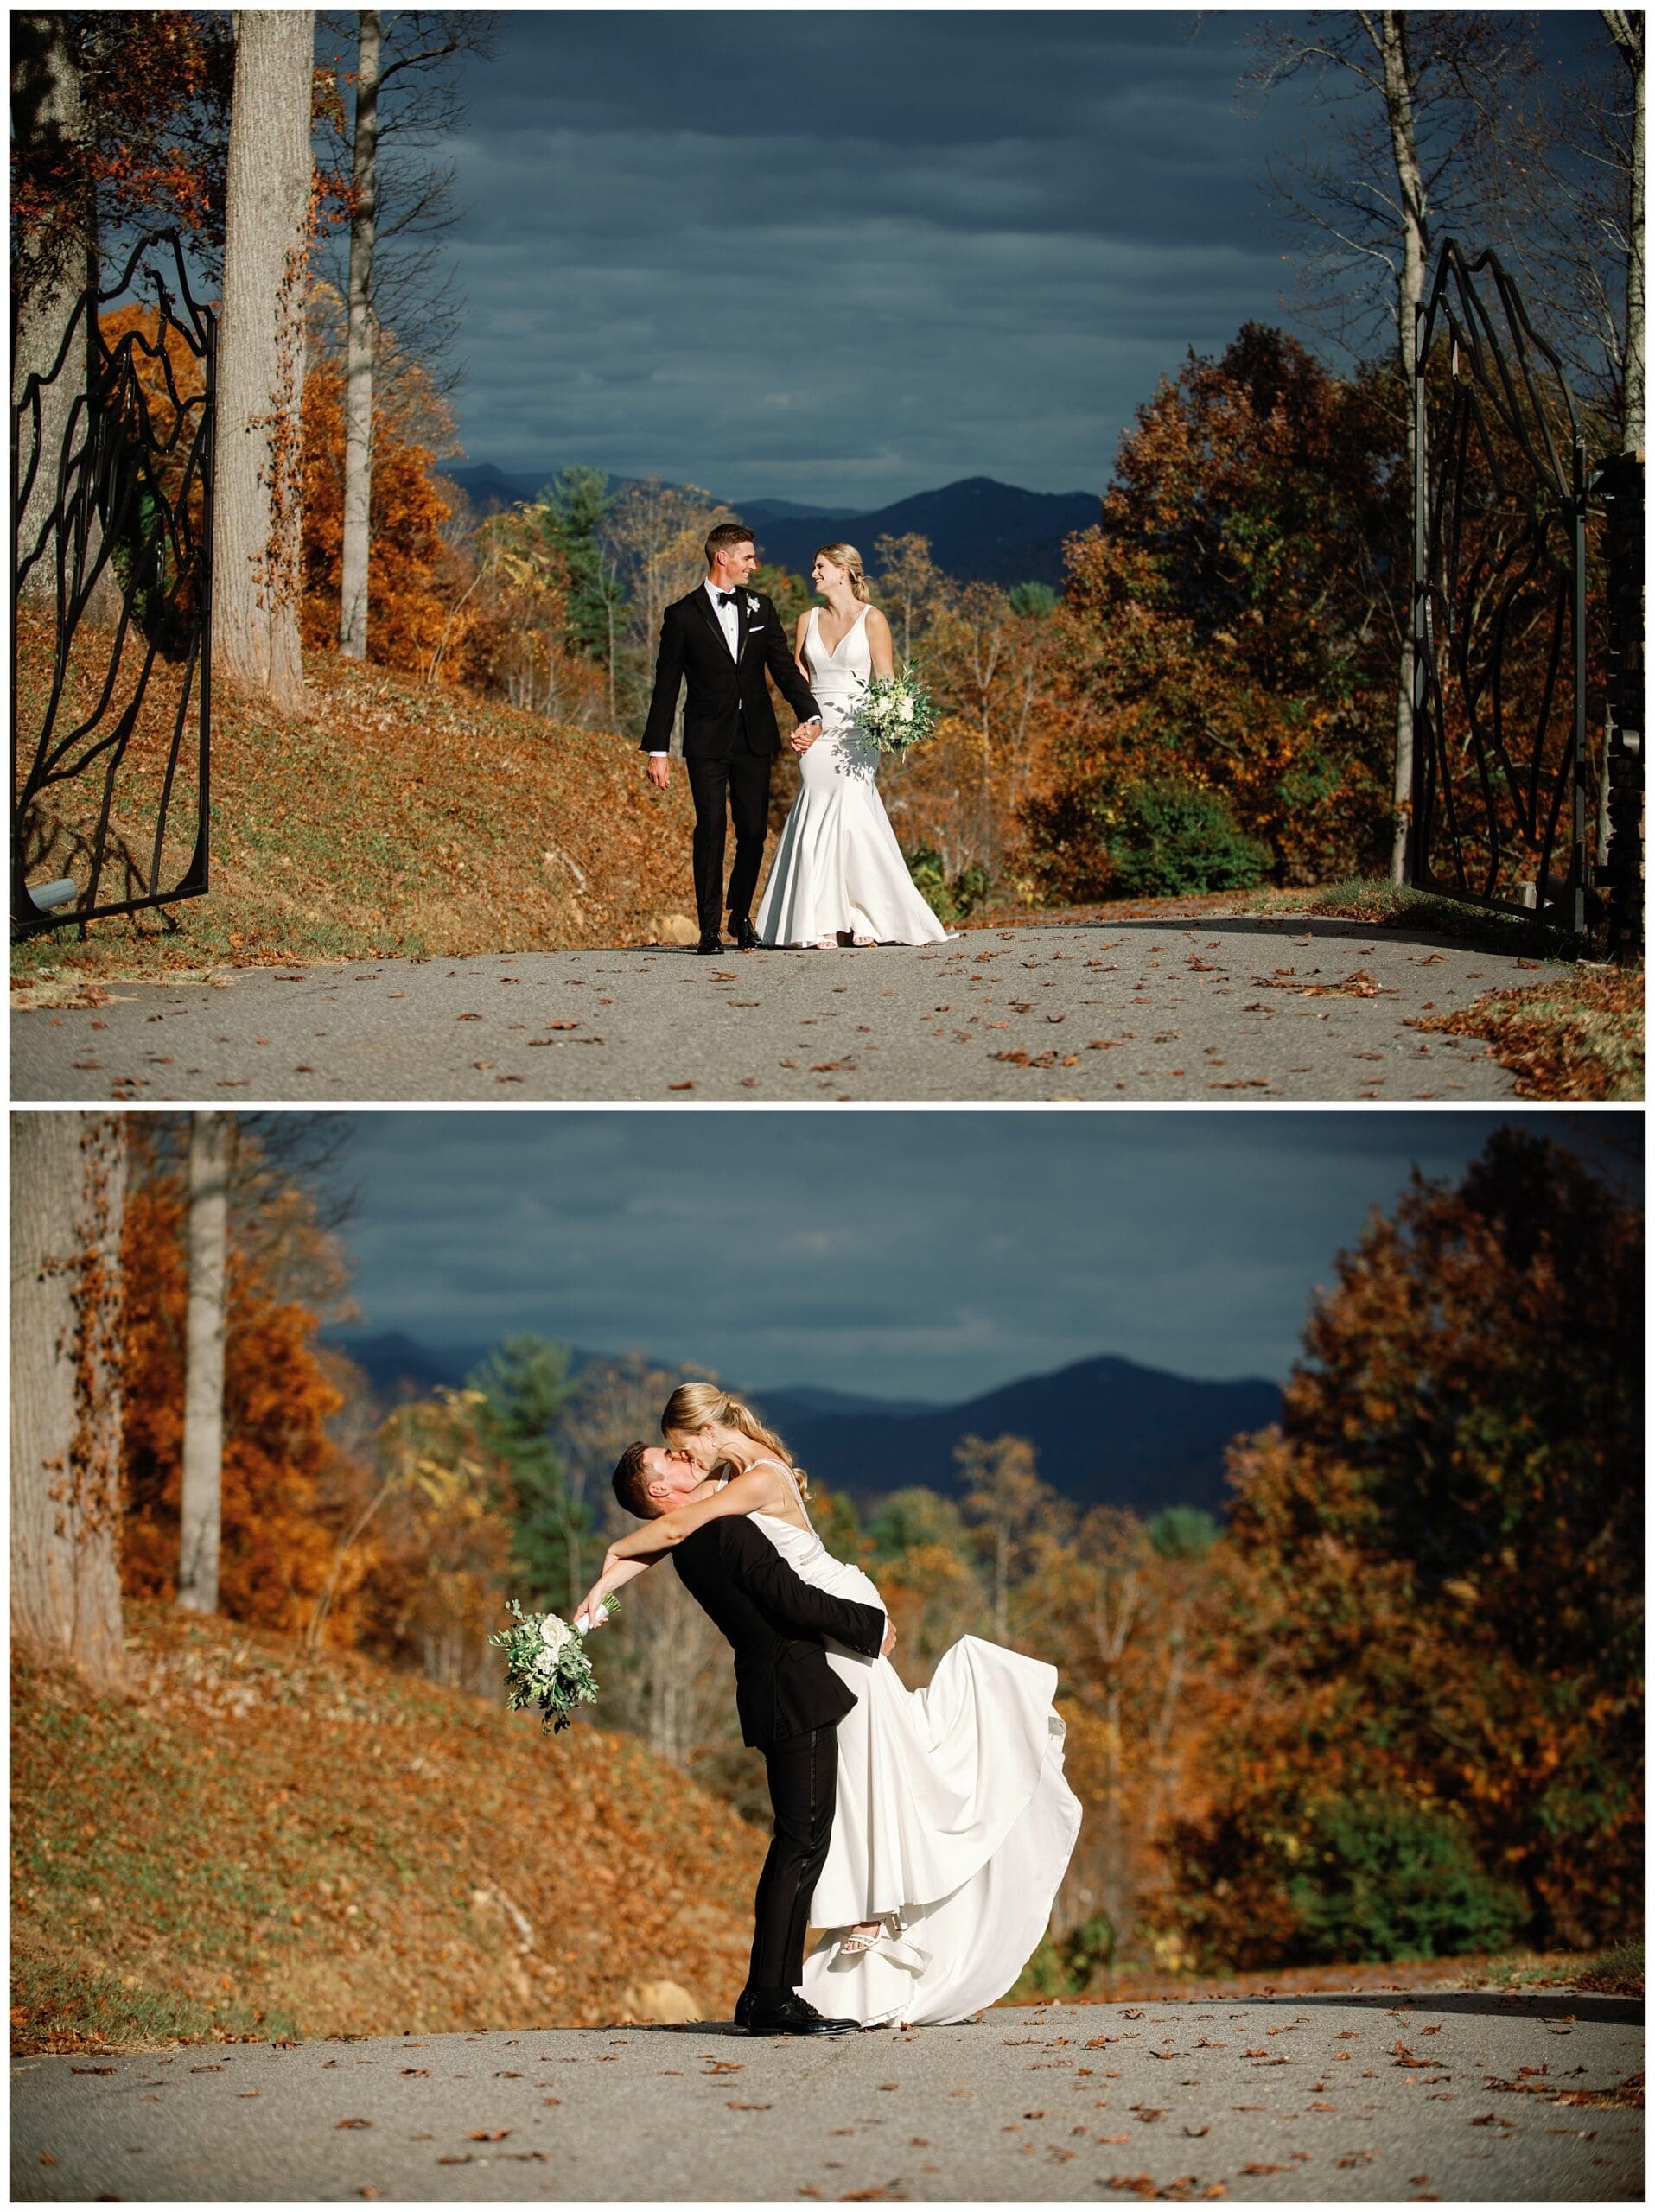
[660, 1381, 812, 1499]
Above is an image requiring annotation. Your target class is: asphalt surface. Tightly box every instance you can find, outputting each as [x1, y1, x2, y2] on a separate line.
[11, 918, 1537, 1103]
[11, 1991, 1642, 2202]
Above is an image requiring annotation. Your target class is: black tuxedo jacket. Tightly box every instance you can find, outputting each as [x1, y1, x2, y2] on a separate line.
[640, 585, 820, 760]
[672, 1516, 886, 1750]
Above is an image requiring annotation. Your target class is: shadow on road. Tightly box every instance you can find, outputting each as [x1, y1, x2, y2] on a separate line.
[1212, 1989, 1644, 2027]
[1004, 913, 1578, 961]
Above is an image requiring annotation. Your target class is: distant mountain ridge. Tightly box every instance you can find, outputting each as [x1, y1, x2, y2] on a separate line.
[437, 468, 1098, 588]
[751, 477, 1097, 589]
[755, 1355, 1279, 1520]
[325, 1333, 1276, 1517]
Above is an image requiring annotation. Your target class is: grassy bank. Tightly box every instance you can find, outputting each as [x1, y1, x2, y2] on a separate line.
[11, 1605, 763, 2055]
[12, 613, 700, 997]
[1010, 1944, 1644, 2008]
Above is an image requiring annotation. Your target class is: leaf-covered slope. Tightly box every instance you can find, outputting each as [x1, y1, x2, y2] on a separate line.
[12, 607, 699, 988]
[11, 1604, 762, 2052]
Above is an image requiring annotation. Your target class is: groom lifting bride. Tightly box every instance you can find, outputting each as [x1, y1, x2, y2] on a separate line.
[642, 523, 823, 956]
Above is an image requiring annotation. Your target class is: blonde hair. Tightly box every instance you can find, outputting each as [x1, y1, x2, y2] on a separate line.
[660, 1382, 811, 1497]
[815, 542, 869, 604]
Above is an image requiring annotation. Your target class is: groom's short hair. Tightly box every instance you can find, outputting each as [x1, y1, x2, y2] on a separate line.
[612, 1442, 656, 1519]
[705, 520, 755, 565]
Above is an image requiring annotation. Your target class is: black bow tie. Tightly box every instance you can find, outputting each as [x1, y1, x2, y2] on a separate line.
[716, 589, 742, 609]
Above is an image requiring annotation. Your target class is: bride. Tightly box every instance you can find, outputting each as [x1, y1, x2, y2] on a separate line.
[754, 545, 952, 950]
[577, 1383, 1081, 2030]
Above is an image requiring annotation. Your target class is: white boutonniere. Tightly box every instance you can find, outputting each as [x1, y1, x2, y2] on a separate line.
[744, 593, 760, 615]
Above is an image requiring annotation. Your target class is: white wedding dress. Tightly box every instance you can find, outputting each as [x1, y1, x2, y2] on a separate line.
[743, 1462, 1082, 2029]
[754, 606, 952, 948]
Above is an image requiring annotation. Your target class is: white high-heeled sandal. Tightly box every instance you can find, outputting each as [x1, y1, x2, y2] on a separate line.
[837, 1917, 885, 1955]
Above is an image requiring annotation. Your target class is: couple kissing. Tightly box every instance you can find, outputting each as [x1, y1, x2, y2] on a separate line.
[578, 1383, 1081, 2037]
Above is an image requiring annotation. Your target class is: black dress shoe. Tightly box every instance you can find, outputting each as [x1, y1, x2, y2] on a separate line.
[742, 1993, 859, 2037]
[695, 932, 724, 956]
[728, 917, 763, 951]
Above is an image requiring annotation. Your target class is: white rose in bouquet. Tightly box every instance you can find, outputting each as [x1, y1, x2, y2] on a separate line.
[491, 1598, 619, 1735]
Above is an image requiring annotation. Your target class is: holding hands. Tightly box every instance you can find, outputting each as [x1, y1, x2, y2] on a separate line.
[791, 717, 823, 754]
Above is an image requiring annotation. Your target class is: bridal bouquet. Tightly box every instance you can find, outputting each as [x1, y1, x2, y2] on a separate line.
[491, 1596, 618, 1734]
[854, 667, 939, 758]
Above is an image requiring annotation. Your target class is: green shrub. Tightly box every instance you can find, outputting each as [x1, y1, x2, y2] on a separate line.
[1109, 779, 1272, 898]
[1286, 1796, 1528, 1963]
[1148, 1506, 1219, 1560]
[1006, 1910, 1117, 2001]
[903, 843, 990, 925]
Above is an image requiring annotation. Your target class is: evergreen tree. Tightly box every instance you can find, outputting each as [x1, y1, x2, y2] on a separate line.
[469, 1335, 579, 1608]
[538, 465, 620, 663]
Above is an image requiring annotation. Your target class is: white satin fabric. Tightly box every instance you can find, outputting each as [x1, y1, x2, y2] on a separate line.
[745, 1465, 1082, 2028]
[754, 606, 952, 948]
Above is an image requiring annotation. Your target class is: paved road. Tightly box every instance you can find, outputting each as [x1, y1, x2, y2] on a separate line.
[11, 918, 1533, 1103]
[11, 1991, 1641, 2202]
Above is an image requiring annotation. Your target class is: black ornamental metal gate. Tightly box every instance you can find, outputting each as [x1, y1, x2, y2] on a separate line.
[1410, 238, 1644, 944]
[11, 232, 215, 937]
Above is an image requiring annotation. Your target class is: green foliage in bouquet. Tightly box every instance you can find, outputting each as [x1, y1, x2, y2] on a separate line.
[490, 1595, 617, 1735]
[856, 667, 941, 757]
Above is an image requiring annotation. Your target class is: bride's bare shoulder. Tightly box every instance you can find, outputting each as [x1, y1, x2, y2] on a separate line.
[748, 1454, 811, 1522]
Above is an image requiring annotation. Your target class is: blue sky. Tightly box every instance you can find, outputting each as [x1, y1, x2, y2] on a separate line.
[329, 1109, 1633, 1402]
[418, 10, 1607, 509]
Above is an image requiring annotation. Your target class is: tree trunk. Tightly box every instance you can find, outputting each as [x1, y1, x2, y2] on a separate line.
[213, 9, 315, 708]
[1604, 10, 1645, 451]
[10, 13, 92, 613]
[10, 1114, 127, 1691]
[177, 1111, 231, 1612]
[339, 10, 380, 659]
[1378, 9, 1429, 884]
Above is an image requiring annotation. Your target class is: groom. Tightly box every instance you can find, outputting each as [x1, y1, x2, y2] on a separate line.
[642, 522, 823, 955]
[610, 1444, 890, 2036]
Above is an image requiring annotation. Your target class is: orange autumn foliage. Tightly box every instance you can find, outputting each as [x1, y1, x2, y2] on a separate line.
[1167, 1128, 1644, 1966]
[120, 1176, 353, 1637]
[299, 343, 460, 673]
[1025, 325, 1402, 896]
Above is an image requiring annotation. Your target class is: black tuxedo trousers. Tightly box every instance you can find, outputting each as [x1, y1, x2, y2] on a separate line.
[669, 1517, 887, 2002]
[688, 744, 770, 937]
[750, 1721, 839, 1998]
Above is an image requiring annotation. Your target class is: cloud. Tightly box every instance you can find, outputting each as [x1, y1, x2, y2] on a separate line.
[431, 10, 1327, 502]
[336, 1109, 1588, 1402]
